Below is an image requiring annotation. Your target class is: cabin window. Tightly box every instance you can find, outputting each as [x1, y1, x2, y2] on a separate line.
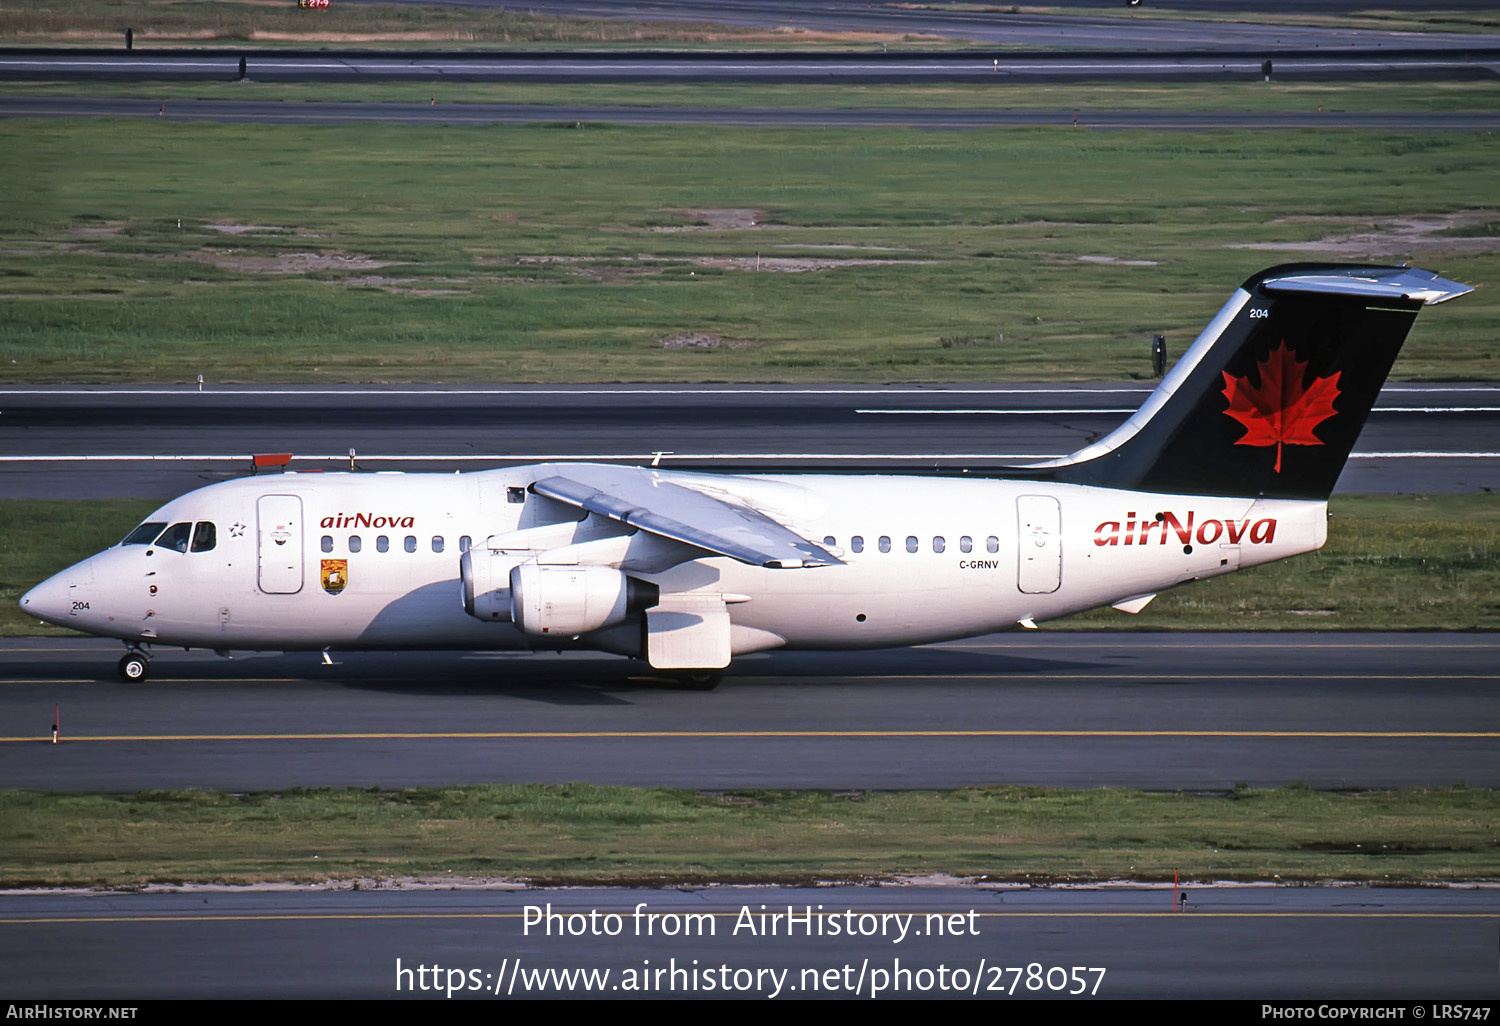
[460, 535, 472, 553]
[823, 535, 836, 547]
[122, 522, 166, 546]
[960, 536, 972, 553]
[404, 536, 417, 553]
[851, 535, 864, 553]
[321, 536, 333, 553]
[377, 535, 389, 553]
[878, 536, 891, 553]
[932, 536, 945, 553]
[432, 536, 444, 554]
[156, 522, 192, 553]
[348, 535, 362, 554]
[190, 522, 216, 553]
[987, 536, 999, 553]
[905, 536, 918, 553]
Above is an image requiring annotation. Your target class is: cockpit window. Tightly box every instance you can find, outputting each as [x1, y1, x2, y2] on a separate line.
[121, 521, 167, 546]
[191, 521, 216, 553]
[155, 522, 193, 553]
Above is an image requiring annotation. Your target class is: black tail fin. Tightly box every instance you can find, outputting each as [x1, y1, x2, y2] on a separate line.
[1041, 264, 1471, 500]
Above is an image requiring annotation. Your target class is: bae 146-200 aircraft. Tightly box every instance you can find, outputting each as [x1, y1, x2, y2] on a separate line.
[21, 264, 1471, 686]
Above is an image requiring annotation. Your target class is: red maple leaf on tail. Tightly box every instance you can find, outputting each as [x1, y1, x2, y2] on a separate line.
[1221, 341, 1341, 473]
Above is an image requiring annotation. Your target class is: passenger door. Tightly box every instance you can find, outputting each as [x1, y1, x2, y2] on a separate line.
[257, 494, 303, 594]
[1017, 495, 1062, 594]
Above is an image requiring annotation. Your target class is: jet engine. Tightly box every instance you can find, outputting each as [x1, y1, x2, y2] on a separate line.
[460, 545, 521, 621]
[508, 562, 658, 637]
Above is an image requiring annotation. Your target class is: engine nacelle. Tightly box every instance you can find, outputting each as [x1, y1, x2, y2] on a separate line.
[460, 546, 523, 621]
[509, 563, 657, 637]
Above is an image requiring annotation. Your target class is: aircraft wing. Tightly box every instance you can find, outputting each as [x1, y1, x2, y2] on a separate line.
[530, 465, 841, 569]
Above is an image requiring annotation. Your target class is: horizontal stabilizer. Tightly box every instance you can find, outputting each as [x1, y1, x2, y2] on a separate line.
[1260, 267, 1472, 305]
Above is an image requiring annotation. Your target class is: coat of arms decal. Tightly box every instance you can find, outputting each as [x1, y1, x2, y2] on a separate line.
[321, 559, 348, 595]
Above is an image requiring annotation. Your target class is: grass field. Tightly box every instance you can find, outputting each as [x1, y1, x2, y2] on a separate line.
[958, 4, 1500, 36]
[3, 117, 1496, 384]
[0, 1, 821, 49]
[2, 1, 1494, 47]
[4, 494, 1496, 637]
[1, 784, 1495, 887]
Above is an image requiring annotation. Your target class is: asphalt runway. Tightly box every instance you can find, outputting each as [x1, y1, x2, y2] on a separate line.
[7, 95, 1500, 131]
[3, 885, 1497, 998]
[2, 633, 1495, 792]
[2, 384, 1495, 498]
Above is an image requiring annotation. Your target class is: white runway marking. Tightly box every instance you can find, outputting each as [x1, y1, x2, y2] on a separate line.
[1384, 386, 1500, 392]
[860, 406, 1500, 415]
[1366, 407, 1500, 414]
[857, 408, 1135, 415]
[1349, 452, 1500, 459]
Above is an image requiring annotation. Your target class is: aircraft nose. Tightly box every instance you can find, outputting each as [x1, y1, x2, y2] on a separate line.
[20, 571, 74, 627]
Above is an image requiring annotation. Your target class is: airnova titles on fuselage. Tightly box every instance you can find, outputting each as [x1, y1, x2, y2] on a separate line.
[319, 513, 419, 530]
[20, 265, 1471, 684]
[1091, 510, 1279, 548]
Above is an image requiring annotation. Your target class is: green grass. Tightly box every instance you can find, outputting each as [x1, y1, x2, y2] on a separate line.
[0, 0, 945, 49]
[4, 495, 1496, 637]
[1007, 4, 1500, 36]
[1, 784, 1494, 886]
[4, 0, 1494, 46]
[2, 118, 1496, 384]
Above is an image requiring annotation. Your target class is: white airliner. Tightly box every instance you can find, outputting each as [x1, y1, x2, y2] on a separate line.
[22, 264, 1471, 685]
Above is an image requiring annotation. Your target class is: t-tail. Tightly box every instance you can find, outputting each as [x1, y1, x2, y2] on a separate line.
[1035, 264, 1472, 500]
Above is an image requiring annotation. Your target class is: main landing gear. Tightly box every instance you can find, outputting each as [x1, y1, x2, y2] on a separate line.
[672, 670, 723, 691]
[118, 648, 151, 683]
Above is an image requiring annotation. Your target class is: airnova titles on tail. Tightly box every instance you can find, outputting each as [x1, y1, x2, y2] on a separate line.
[22, 264, 1472, 685]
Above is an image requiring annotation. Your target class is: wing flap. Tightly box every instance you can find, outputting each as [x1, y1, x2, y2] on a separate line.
[531, 466, 840, 569]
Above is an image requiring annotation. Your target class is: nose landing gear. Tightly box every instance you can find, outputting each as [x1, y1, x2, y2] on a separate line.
[118, 649, 151, 683]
